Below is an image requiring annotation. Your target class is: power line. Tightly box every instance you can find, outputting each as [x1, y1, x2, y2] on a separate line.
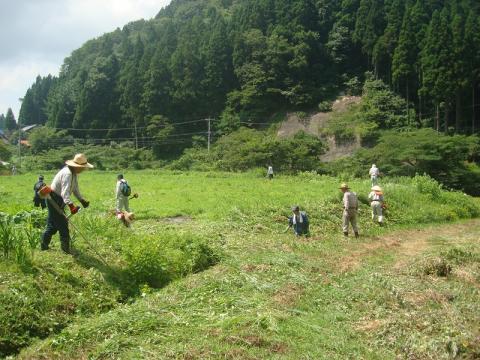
[46, 118, 220, 132]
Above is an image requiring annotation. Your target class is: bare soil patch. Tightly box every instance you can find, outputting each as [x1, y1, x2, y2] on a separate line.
[160, 215, 192, 224]
[338, 220, 480, 273]
[272, 283, 304, 307]
[241, 264, 272, 272]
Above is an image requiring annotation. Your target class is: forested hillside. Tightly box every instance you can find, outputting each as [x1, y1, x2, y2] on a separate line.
[17, 0, 480, 148]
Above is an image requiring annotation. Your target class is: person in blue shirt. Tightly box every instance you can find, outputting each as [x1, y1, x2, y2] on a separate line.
[288, 205, 309, 236]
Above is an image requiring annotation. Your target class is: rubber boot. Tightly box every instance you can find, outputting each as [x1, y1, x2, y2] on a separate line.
[40, 234, 51, 250]
[354, 232, 359, 238]
[60, 237, 71, 254]
[343, 232, 348, 237]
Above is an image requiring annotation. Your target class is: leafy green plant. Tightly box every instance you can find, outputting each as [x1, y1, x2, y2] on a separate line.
[123, 232, 219, 288]
[413, 174, 442, 199]
[0, 219, 16, 258]
[318, 101, 333, 112]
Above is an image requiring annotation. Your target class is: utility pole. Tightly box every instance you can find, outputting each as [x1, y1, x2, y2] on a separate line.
[207, 118, 211, 152]
[134, 115, 138, 150]
[18, 125, 21, 169]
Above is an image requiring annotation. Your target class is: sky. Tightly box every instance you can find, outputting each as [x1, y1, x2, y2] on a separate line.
[0, 0, 172, 120]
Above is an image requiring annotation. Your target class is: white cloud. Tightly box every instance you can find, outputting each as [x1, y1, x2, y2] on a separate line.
[0, 0, 171, 118]
[0, 59, 59, 118]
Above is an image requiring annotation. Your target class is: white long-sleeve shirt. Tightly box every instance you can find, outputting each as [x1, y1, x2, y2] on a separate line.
[369, 166, 379, 177]
[343, 191, 358, 210]
[50, 166, 83, 205]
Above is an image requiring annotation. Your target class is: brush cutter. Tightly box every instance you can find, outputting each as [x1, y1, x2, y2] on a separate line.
[38, 185, 108, 264]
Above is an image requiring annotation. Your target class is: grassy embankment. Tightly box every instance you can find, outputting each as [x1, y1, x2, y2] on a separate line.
[1, 171, 479, 359]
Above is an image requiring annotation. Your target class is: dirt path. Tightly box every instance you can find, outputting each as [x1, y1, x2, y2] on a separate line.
[338, 219, 480, 273]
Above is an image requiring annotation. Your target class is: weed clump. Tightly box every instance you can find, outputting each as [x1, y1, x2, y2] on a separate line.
[410, 256, 453, 277]
[442, 247, 480, 265]
[123, 231, 219, 288]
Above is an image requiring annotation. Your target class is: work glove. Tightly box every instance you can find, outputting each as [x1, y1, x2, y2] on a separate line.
[80, 199, 90, 208]
[68, 203, 80, 215]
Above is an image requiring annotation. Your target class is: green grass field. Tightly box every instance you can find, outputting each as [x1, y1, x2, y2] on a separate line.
[1, 171, 479, 359]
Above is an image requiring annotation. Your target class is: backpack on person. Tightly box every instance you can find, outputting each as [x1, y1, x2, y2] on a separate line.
[120, 180, 131, 197]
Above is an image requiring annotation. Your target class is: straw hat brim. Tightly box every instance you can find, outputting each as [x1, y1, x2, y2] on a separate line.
[65, 159, 94, 168]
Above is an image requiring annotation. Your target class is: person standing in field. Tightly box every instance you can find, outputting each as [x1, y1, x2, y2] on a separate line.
[340, 183, 359, 238]
[40, 153, 93, 254]
[33, 174, 47, 209]
[267, 165, 274, 180]
[116, 174, 131, 213]
[368, 185, 384, 226]
[369, 164, 380, 186]
[288, 205, 309, 236]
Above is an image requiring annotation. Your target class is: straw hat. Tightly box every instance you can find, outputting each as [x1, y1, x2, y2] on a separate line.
[371, 185, 382, 192]
[339, 183, 349, 189]
[65, 153, 94, 168]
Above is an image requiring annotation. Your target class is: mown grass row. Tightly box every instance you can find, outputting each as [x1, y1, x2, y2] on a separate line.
[0, 209, 219, 357]
[17, 221, 480, 359]
[1, 171, 479, 358]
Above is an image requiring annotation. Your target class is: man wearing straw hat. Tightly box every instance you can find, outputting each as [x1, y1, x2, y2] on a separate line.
[368, 185, 384, 225]
[339, 183, 359, 238]
[40, 153, 93, 254]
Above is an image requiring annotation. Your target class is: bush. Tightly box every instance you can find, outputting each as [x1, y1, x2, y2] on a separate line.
[325, 130, 480, 195]
[361, 76, 415, 129]
[413, 174, 442, 200]
[172, 128, 325, 173]
[123, 232, 218, 288]
[28, 127, 74, 154]
[20, 145, 156, 171]
[318, 101, 333, 112]
[0, 142, 11, 161]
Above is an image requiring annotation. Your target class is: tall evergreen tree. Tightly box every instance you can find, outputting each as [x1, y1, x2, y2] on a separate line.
[353, 0, 386, 71]
[0, 114, 5, 130]
[420, 9, 455, 133]
[392, 3, 417, 111]
[373, 0, 404, 82]
[464, 9, 480, 133]
[5, 108, 17, 131]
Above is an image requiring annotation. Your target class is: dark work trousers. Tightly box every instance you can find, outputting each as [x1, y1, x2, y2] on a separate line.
[41, 192, 70, 253]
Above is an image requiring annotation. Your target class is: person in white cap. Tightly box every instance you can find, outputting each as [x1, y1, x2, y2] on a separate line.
[369, 164, 380, 186]
[339, 183, 359, 238]
[40, 153, 93, 254]
[368, 185, 384, 225]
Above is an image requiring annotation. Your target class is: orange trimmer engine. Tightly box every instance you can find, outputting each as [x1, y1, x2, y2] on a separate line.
[38, 185, 53, 199]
